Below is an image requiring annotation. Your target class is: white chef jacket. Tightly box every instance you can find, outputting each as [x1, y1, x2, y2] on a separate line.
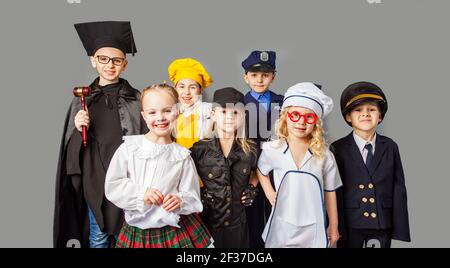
[257, 140, 342, 248]
[178, 100, 213, 139]
[105, 135, 203, 230]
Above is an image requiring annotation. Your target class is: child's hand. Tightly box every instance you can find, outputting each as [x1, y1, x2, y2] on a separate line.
[74, 109, 90, 132]
[162, 194, 181, 212]
[241, 184, 259, 207]
[327, 226, 340, 247]
[144, 188, 164, 206]
[266, 191, 277, 207]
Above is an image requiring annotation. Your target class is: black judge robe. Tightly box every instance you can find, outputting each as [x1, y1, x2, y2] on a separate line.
[53, 78, 148, 248]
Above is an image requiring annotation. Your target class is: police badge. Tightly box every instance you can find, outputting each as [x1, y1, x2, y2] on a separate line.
[260, 51, 269, 62]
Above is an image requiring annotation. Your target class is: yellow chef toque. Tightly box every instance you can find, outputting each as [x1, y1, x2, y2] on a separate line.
[168, 58, 213, 90]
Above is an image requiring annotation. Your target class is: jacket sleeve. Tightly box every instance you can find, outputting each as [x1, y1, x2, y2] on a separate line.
[105, 143, 148, 213]
[391, 143, 411, 242]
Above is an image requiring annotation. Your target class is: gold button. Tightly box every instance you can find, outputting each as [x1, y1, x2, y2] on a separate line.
[368, 183, 374, 189]
[208, 173, 213, 179]
[363, 212, 369, 217]
[362, 197, 368, 203]
[371, 213, 377, 218]
[243, 168, 247, 173]
[224, 221, 229, 226]
[369, 198, 375, 203]
[226, 209, 231, 214]
[226, 197, 231, 202]
[226, 186, 231, 191]
[359, 184, 365, 189]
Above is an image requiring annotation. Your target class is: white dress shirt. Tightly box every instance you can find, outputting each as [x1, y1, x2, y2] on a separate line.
[353, 132, 376, 164]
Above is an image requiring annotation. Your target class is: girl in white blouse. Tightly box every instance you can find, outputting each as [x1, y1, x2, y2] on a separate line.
[105, 83, 213, 248]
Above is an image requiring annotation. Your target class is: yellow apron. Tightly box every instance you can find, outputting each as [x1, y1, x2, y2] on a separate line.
[176, 113, 204, 187]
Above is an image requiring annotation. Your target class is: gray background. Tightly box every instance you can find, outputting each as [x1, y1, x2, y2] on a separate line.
[0, 0, 447, 247]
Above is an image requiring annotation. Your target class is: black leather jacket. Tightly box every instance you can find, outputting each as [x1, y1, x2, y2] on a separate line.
[190, 138, 258, 230]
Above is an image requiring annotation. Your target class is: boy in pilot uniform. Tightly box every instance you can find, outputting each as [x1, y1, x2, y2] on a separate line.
[331, 82, 411, 248]
[241, 50, 284, 248]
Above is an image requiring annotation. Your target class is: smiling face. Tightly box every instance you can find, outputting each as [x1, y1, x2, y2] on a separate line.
[141, 90, 179, 139]
[285, 106, 317, 140]
[211, 106, 245, 138]
[244, 71, 275, 93]
[345, 102, 382, 134]
[175, 78, 202, 108]
[90, 47, 128, 86]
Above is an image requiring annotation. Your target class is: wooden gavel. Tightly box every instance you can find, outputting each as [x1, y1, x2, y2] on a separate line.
[73, 87, 92, 147]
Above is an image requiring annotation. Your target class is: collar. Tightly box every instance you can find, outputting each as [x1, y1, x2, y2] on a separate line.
[124, 135, 190, 161]
[250, 90, 270, 102]
[89, 77, 137, 101]
[282, 140, 314, 169]
[353, 131, 377, 153]
[206, 138, 242, 159]
[180, 99, 202, 116]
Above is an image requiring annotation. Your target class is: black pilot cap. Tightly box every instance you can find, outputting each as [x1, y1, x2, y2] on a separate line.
[75, 21, 137, 56]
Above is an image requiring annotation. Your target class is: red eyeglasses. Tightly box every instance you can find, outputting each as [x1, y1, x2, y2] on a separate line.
[287, 111, 318, 124]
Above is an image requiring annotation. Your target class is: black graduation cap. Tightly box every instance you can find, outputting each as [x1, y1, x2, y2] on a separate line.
[74, 21, 137, 56]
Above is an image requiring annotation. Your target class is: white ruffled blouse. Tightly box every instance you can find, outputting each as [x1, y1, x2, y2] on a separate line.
[105, 135, 203, 230]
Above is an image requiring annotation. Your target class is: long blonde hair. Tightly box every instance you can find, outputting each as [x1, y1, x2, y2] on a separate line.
[205, 106, 256, 157]
[275, 108, 327, 159]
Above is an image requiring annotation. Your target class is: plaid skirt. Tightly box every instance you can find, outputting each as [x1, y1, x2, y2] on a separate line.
[116, 213, 213, 248]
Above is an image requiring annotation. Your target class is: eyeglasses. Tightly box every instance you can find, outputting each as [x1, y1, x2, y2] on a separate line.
[287, 111, 318, 124]
[96, 55, 126, 66]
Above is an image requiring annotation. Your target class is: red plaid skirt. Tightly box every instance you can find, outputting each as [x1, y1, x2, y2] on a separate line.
[116, 213, 213, 248]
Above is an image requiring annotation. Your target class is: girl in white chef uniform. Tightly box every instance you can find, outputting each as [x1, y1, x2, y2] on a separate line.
[257, 82, 342, 248]
[105, 83, 213, 248]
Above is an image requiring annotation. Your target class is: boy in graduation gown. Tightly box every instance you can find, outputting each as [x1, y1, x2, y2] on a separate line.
[53, 21, 148, 248]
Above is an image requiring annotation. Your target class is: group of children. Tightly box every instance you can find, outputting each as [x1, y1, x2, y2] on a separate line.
[54, 21, 411, 248]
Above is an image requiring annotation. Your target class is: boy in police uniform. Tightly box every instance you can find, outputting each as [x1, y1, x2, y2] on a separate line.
[331, 82, 411, 248]
[241, 50, 284, 248]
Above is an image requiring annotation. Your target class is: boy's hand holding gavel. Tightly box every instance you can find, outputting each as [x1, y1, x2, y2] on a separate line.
[74, 109, 90, 132]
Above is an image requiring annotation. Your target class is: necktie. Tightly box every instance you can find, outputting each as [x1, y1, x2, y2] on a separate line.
[258, 94, 268, 110]
[365, 143, 374, 170]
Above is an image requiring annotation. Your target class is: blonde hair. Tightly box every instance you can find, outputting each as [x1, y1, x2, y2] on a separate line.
[275, 109, 327, 159]
[238, 137, 257, 156]
[141, 82, 179, 110]
[205, 106, 256, 157]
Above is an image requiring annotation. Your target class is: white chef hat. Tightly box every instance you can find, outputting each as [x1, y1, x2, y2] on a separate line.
[281, 82, 334, 118]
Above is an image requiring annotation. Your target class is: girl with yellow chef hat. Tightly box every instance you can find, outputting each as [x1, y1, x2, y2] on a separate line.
[168, 58, 213, 149]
